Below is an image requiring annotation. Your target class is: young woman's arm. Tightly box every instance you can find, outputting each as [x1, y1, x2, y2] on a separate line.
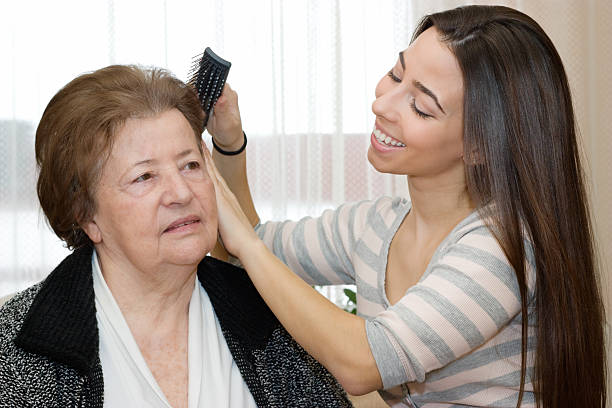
[207, 148, 529, 394]
[206, 84, 259, 228]
[204, 147, 383, 394]
[201, 77, 380, 395]
[205, 84, 360, 286]
[204, 84, 258, 260]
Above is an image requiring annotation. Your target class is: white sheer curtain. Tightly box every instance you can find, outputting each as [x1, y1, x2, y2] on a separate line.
[1, 0, 610, 320]
[0, 0, 412, 303]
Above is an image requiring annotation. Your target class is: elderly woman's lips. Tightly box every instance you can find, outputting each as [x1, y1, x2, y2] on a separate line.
[164, 217, 201, 233]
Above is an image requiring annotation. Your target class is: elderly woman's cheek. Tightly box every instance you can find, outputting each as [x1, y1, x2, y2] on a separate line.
[196, 178, 219, 251]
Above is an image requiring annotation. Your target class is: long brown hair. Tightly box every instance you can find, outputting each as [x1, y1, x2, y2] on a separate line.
[413, 5, 606, 407]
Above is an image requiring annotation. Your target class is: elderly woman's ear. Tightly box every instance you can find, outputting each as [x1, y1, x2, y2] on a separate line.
[81, 219, 102, 244]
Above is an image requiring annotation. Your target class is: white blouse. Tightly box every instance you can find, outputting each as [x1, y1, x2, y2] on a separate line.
[92, 251, 257, 407]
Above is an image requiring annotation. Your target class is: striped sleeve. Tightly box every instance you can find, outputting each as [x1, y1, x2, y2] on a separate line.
[254, 201, 371, 285]
[365, 226, 522, 388]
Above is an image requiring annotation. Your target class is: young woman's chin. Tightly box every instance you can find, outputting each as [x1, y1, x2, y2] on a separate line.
[367, 147, 404, 175]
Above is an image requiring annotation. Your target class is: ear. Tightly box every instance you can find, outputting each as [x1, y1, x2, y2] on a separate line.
[81, 219, 102, 244]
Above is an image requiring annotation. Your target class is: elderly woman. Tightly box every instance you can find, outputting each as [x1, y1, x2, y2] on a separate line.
[0, 65, 351, 407]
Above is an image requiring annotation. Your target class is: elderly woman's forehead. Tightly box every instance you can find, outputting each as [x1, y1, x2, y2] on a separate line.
[106, 110, 201, 159]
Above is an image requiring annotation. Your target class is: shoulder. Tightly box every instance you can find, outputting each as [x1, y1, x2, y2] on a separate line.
[197, 256, 280, 347]
[438, 210, 503, 257]
[347, 196, 410, 237]
[197, 257, 351, 406]
[357, 196, 410, 220]
[250, 327, 352, 407]
[0, 283, 43, 347]
[428, 211, 523, 299]
[326, 196, 408, 223]
[0, 265, 105, 406]
[440, 207, 534, 261]
[0, 284, 48, 402]
[0, 293, 15, 307]
[441, 210, 536, 299]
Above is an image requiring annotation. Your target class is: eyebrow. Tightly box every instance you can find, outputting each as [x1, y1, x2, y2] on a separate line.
[413, 80, 446, 115]
[131, 149, 195, 168]
[399, 51, 446, 115]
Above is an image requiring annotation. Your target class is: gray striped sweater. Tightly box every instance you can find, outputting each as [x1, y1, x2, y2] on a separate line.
[256, 197, 536, 407]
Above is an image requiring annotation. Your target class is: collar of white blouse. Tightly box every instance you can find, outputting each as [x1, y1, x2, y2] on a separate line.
[91, 250, 256, 408]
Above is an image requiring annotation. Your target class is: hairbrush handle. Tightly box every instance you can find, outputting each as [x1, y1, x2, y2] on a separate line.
[204, 47, 231, 69]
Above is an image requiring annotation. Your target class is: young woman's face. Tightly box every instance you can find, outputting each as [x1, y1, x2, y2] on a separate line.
[369, 27, 465, 179]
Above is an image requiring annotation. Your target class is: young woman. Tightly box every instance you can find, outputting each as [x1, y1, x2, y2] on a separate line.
[205, 5, 606, 407]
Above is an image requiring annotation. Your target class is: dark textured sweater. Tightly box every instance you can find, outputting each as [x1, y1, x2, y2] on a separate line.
[0, 244, 352, 407]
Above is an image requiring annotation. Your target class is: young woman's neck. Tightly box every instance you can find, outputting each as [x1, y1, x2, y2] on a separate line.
[406, 174, 475, 227]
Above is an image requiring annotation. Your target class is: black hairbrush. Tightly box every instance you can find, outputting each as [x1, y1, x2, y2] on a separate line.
[187, 47, 231, 128]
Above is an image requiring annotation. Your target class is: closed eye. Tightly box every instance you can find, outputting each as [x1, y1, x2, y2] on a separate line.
[387, 70, 401, 83]
[410, 99, 433, 119]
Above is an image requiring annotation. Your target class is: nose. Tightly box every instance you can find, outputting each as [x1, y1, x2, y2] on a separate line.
[161, 170, 193, 206]
[371, 77, 401, 123]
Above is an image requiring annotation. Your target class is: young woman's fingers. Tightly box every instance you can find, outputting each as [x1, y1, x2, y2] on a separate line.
[204, 147, 235, 201]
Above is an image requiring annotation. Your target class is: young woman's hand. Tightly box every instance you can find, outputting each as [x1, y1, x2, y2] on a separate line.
[203, 147, 261, 259]
[206, 83, 244, 151]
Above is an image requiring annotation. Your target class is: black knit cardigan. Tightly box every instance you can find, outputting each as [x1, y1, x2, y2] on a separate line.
[0, 244, 352, 407]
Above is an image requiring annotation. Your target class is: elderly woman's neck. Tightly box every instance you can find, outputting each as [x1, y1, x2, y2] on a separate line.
[95, 248, 197, 332]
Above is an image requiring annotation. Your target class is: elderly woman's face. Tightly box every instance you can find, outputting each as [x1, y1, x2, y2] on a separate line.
[83, 109, 217, 271]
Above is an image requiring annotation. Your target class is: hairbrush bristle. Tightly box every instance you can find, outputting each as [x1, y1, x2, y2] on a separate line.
[187, 47, 231, 127]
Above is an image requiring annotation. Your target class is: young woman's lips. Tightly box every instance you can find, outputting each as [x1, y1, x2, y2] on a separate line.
[164, 217, 201, 233]
[370, 132, 405, 153]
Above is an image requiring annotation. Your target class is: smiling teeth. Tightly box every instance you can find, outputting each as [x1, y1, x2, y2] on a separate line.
[374, 129, 405, 147]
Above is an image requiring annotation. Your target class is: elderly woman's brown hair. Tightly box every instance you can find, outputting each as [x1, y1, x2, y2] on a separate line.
[35, 65, 205, 249]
